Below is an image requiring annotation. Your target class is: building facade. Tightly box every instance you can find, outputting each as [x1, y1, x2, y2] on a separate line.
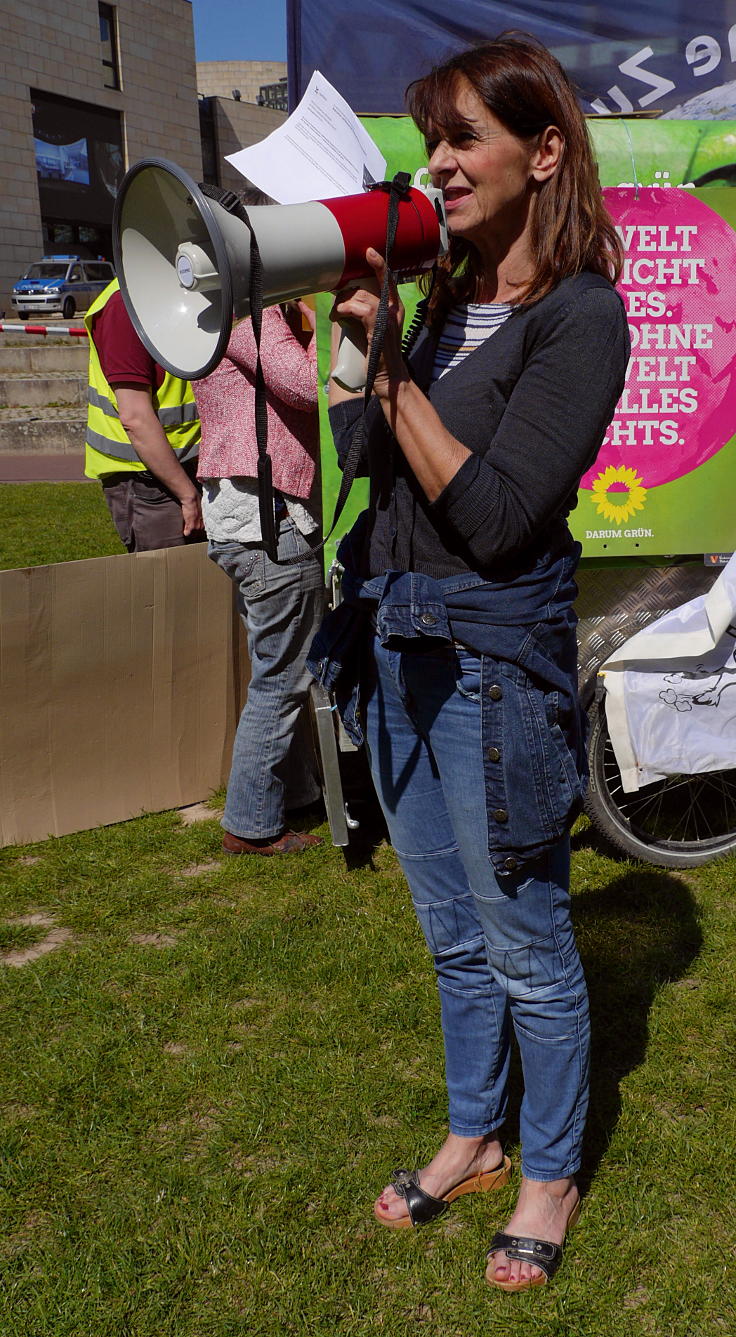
[199, 97, 287, 196]
[196, 60, 287, 107]
[0, 0, 202, 314]
[196, 61, 288, 196]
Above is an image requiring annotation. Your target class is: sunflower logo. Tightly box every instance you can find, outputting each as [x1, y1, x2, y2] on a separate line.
[591, 465, 647, 524]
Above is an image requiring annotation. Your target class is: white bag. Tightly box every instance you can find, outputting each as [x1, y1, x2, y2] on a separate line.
[601, 555, 736, 792]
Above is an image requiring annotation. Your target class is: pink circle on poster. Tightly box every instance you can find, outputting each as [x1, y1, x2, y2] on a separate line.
[580, 188, 736, 491]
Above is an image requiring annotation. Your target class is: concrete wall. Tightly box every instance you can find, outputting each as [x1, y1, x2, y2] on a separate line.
[0, 0, 202, 313]
[209, 100, 287, 194]
[196, 60, 287, 105]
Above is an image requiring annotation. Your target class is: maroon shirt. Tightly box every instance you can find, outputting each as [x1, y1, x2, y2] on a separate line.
[91, 289, 165, 391]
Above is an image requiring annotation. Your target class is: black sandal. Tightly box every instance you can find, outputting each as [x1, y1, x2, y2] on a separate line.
[485, 1200, 581, 1291]
[375, 1157, 512, 1230]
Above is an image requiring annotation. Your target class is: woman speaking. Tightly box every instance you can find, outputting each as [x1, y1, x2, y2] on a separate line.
[312, 33, 629, 1292]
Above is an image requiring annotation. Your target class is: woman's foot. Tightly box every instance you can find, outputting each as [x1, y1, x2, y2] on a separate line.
[486, 1176, 579, 1288]
[374, 1131, 506, 1226]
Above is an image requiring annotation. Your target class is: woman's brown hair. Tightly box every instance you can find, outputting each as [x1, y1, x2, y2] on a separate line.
[407, 32, 624, 315]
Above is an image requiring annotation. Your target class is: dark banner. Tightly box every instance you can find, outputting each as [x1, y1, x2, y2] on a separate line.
[287, 0, 736, 117]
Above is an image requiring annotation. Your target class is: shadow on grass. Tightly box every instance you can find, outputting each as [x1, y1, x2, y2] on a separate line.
[570, 821, 621, 861]
[497, 865, 701, 1190]
[576, 866, 701, 1190]
[336, 775, 702, 1180]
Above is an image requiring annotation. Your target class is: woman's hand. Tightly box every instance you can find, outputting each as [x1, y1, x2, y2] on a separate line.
[330, 248, 408, 399]
[329, 249, 471, 500]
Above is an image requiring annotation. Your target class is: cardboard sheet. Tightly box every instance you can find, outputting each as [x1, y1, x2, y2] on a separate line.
[0, 544, 248, 847]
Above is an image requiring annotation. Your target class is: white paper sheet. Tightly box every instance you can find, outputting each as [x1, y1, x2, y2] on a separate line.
[601, 555, 736, 790]
[226, 70, 387, 204]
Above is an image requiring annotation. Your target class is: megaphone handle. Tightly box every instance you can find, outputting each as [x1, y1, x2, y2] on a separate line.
[332, 322, 368, 393]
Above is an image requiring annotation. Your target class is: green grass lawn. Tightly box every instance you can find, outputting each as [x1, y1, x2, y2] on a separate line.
[0, 483, 123, 570]
[1, 805, 735, 1337]
[0, 485, 734, 1331]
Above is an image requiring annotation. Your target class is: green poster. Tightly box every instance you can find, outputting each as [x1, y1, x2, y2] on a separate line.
[319, 118, 736, 568]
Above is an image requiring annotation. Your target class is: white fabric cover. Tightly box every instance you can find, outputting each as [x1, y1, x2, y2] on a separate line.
[601, 555, 736, 792]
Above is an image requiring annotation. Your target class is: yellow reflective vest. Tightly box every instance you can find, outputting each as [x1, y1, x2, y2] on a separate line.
[84, 280, 200, 480]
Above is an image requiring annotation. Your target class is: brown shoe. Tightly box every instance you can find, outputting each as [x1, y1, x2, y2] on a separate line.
[222, 829, 323, 857]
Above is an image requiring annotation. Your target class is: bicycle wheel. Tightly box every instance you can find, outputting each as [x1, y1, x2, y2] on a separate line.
[585, 700, 736, 868]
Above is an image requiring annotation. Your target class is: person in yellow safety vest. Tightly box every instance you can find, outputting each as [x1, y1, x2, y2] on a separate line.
[85, 279, 204, 552]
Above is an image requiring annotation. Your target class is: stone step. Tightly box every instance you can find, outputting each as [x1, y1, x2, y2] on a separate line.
[0, 413, 85, 455]
[0, 329, 87, 349]
[0, 343, 88, 374]
[0, 374, 86, 409]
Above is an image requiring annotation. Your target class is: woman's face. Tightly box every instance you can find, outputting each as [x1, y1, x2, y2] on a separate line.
[426, 82, 544, 249]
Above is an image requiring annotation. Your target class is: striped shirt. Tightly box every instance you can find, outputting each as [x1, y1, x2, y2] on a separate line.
[432, 302, 512, 381]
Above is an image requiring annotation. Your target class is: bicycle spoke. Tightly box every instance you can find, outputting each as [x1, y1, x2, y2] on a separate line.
[600, 721, 736, 847]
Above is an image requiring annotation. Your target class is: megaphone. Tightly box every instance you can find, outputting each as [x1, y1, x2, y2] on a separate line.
[112, 158, 448, 384]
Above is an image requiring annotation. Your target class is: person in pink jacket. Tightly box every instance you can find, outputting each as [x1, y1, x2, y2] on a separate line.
[194, 185, 324, 855]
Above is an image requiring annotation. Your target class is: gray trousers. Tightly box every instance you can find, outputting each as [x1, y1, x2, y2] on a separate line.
[101, 469, 205, 553]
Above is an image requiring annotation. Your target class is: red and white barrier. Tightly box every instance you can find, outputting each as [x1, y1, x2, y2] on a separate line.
[0, 321, 88, 336]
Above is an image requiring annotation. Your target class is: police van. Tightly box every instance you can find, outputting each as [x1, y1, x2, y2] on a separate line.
[11, 256, 116, 321]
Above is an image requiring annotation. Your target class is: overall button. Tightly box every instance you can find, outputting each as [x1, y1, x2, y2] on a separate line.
[486, 746, 501, 763]
[419, 612, 437, 627]
[488, 684, 503, 701]
[493, 808, 509, 823]
[503, 856, 519, 871]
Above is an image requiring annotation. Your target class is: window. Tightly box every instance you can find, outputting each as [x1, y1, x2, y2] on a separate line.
[257, 78, 289, 111]
[99, 4, 120, 90]
[84, 263, 115, 282]
[33, 90, 124, 263]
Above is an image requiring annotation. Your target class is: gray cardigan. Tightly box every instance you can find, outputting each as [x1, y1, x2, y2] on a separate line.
[329, 272, 630, 580]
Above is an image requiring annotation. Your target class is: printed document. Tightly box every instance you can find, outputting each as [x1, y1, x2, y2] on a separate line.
[225, 70, 386, 203]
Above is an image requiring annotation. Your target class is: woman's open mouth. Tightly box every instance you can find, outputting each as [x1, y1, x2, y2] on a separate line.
[443, 187, 473, 212]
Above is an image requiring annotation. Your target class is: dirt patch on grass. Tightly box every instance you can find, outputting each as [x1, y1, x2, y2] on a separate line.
[1, 912, 73, 968]
[180, 861, 221, 877]
[163, 1041, 189, 1057]
[1, 1209, 51, 1258]
[1, 1102, 40, 1122]
[229, 1150, 281, 1175]
[17, 855, 42, 866]
[129, 931, 180, 948]
[366, 1112, 402, 1129]
[178, 803, 223, 826]
[623, 1285, 650, 1309]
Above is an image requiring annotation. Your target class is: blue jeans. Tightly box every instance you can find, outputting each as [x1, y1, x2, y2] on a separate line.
[209, 518, 325, 839]
[363, 635, 590, 1181]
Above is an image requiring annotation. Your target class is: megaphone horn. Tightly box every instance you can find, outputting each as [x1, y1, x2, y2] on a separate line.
[112, 159, 448, 381]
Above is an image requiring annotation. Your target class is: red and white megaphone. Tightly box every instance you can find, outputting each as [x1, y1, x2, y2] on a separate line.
[112, 159, 448, 387]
